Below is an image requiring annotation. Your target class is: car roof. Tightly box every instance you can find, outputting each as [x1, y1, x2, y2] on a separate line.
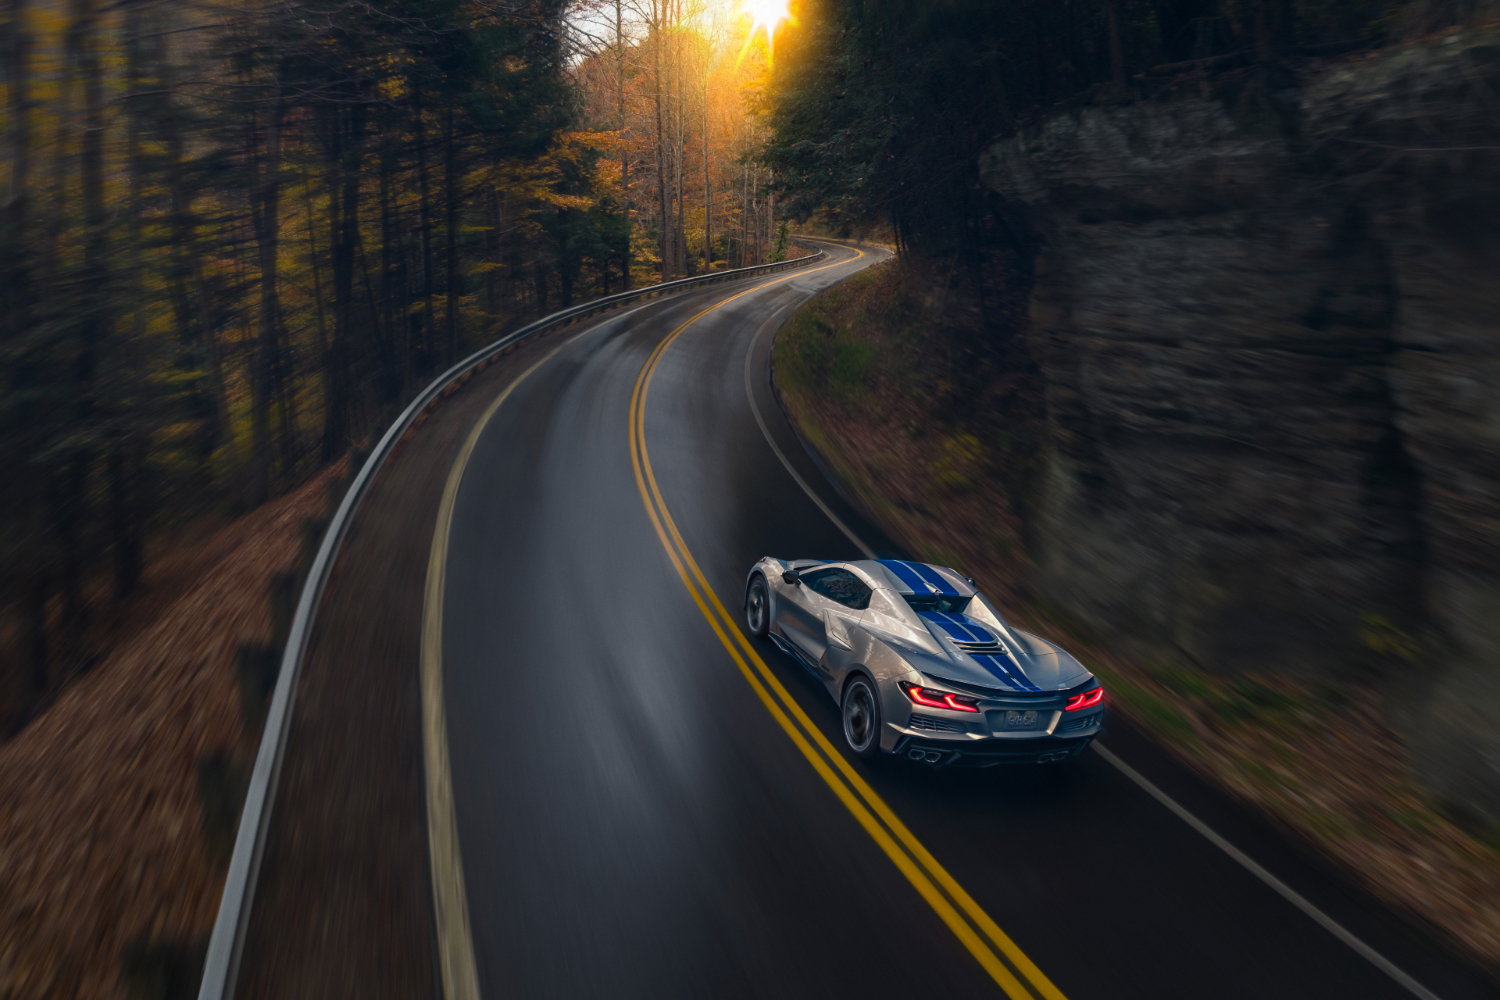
[849, 559, 976, 597]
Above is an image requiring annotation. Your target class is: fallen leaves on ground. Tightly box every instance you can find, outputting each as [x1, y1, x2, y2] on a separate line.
[0, 463, 344, 1000]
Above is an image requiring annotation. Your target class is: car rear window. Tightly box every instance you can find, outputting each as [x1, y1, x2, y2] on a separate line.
[902, 593, 972, 614]
[803, 568, 872, 610]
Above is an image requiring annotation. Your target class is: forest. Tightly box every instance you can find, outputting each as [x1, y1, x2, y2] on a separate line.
[764, 0, 1489, 251]
[0, 0, 790, 727]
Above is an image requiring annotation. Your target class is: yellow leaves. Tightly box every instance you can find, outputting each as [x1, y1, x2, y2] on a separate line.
[574, 129, 630, 156]
[1359, 614, 1421, 661]
[375, 75, 409, 103]
[536, 191, 593, 210]
[928, 433, 986, 493]
[480, 129, 628, 216]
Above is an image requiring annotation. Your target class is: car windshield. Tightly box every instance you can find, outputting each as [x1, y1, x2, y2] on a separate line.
[902, 593, 972, 614]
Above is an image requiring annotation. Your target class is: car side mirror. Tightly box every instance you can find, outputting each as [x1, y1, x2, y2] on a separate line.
[782, 569, 801, 585]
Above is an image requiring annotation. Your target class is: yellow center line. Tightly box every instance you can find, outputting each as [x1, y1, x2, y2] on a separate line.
[627, 248, 1067, 1000]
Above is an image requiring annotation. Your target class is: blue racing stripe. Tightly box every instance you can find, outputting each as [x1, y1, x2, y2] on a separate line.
[973, 654, 1042, 692]
[968, 653, 1023, 687]
[952, 615, 995, 643]
[877, 559, 932, 593]
[906, 561, 961, 596]
[919, 612, 1039, 690]
[965, 622, 997, 643]
[920, 612, 970, 642]
[922, 612, 995, 645]
[944, 619, 982, 643]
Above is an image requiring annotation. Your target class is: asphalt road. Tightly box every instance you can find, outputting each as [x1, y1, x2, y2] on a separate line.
[438, 242, 1498, 1000]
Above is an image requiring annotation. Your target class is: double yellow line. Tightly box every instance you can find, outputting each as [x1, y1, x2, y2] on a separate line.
[626, 264, 1068, 1000]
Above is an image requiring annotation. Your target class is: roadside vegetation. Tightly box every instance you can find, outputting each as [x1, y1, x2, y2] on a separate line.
[773, 255, 1500, 970]
[766, 0, 1500, 974]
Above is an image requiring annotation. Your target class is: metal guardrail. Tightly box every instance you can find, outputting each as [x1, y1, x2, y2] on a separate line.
[196, 244, 830, 1000]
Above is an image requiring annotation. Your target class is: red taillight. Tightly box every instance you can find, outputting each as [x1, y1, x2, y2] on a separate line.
[1064, 686, 1104, 712]
[900, 682, 980, 713]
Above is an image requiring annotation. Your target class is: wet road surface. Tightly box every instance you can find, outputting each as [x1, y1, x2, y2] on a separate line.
[437, 242, 1498, 1000]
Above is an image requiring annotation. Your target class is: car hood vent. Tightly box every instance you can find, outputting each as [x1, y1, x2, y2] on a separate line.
[917, 613, 1089, 693]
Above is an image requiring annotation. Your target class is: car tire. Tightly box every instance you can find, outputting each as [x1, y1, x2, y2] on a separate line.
[745, 573, 770, 638]
[841, 675, 882, 760]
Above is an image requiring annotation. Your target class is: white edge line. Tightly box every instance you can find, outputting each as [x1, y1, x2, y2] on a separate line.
[741, 290, 876, 560]
[741, 259, 1446, 1000]
[1092, 744, 1443, 1000]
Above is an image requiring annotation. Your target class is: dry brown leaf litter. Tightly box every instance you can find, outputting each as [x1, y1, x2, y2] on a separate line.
[0, 463, 344, 1000]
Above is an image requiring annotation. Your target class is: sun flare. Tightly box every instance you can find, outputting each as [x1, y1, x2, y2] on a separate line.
[740, 0, 792, 64]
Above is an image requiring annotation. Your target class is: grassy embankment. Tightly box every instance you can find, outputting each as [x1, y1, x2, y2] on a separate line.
[772, 257, 1500, 972]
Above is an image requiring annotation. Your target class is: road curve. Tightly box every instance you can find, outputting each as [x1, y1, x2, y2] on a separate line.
[435, 241, 1498, 1000]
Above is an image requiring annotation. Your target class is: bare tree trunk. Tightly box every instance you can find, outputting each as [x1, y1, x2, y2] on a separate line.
[483, 185, 497, 313]
[1107, 0, 1127, 95]
[273, 317, 297, 477]
[358, 238, 392, 403]
[702, 74, 710, 269]
[113, 0, 147, 597]
[1253, 0, 1274, 62]
[413, 84, 437, 365]
[164, 89, 227, 464]
[5, 0, 43, 687]
[741, 135, 749, 266]
[300, 166, 330, 419]
[443, 105, 459, 363]
[4, 0, 31, 335]
[399, 224, 413, 390]
[248, 98, 283, 506]
[63, 0, 105, 628]
[24, 543, 48, 694]
[533, 261, 548, 314]
[616, 0, 630, 289]
[325, 106, 362, 459]
[672, 22, 686, 276]
[379, 146, 399, 390]
[653, 13, 670, 280]
[750, 160, 758, 265]
[108, 443, 143, 598]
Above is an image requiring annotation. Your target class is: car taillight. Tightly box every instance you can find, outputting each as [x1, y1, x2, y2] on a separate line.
[900, 682, 980, 713]
[1064, 686, 1104, 712]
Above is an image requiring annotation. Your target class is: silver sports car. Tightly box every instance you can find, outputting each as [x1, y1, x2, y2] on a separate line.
[744, 558, 1104, 766]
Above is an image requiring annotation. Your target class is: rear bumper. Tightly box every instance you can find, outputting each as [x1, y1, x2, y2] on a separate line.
[891, 733, 1095, 767]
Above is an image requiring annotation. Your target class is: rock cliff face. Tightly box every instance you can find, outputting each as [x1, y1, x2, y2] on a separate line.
[979, 31, 1500, 820]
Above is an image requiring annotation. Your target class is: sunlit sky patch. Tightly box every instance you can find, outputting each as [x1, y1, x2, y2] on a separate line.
[739, 0, 790, 65]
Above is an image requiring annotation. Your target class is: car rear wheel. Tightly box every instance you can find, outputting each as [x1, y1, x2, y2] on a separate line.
[745, 574, 770, 638]
[841, 676, 881, 760]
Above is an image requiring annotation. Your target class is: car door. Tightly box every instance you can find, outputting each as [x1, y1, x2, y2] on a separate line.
[777, 568, 833, 662]
[794, 567, 873, 686]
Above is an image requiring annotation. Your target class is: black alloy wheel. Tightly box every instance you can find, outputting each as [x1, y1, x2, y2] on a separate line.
[841, 676, 881, 760]
[745, 574, 770, 638]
